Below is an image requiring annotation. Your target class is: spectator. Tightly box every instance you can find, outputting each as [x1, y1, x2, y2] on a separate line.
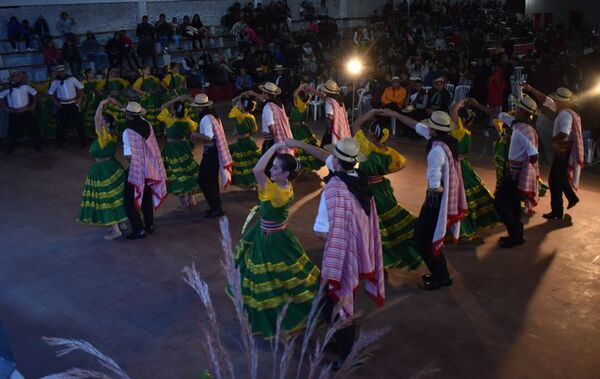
[56, 11, 76, 35]
[191, 14, 212, 48]
[7, 16, 30, 52]
[230, 18, 247, 47]
[212, 48, 234, 84]
[155, 13, 172, 51]
[486, 66, 506, 114]
[181, 49, 205, 87]
[81, 31, 109, 71]
[137, 16, 157, 68]
[170, 17, 182, 50]
[381, 76, 407, 112]
[235, 67, 253, 93]
[426, 77, 451, 114]
[61, 33, 82, 75]
[118, 30, 140, 71]
[105, 32, 122, 68]
[34, 15, 50, 42]
[407, 56, 428, 80]
[317, 0, 329, 19]
[21, 19, 36, 50]
[42, 38, 61, 72]
[179, 15, 201, 50]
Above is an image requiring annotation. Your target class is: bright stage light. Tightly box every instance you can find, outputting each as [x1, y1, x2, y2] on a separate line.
[346, 58, 363, 76]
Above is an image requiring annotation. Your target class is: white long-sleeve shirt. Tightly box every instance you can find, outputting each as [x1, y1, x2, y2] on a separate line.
[416, 123, 446, 189]
[543, 97, 573, 141]
[498, 113, 539, 161]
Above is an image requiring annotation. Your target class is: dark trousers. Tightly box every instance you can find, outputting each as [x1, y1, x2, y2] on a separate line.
[549, 152, 578, 215]
[261, 138, 274, 155]
[198, 146, 222, 212]
[321, 290, 356, 359]
[413, 191, 450, 281]
[124, 181, 154, 234]
[7, 110, 40, 150]
[494, 176, 523, 241]
[56, 103, 85, 146]
[321, 130, 332, 148]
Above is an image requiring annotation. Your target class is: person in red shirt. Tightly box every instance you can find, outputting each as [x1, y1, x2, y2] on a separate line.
[486, 66, 505, 124]
[118, 30, 140, 70]
[42, 38, 61, 73]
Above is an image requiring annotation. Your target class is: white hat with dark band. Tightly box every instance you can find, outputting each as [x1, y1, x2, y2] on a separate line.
[420, 111, 456, 132]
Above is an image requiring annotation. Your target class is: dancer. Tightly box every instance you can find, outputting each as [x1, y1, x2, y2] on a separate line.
[228, 96, 261, 188]
[230, 141, 319, 338]
[102, 67, 131, 133]
[81, 68, 104, 137]
[391, 110, 468, 289]
[289, 137, 384, 366]
[448, 99, 500, 238]
[190, 94, 233, 218]
[522, 84, 583, 220]
[161, 62, 187, 101]
[48, 64, 85, 148]
[121, 101, 167, 239]
[469, 97, 540, 247]
[304, 79, 351, 146]
[242, 82, 294, 155]
[131, 66, 162, 135]
[352, 110, 422, 270]
[289, 83, 324, 172]
[0, 70, 41, 153]
[158, 95, 200, 209]
[31, 70, 58, 140]
[76, 98, 128, 240]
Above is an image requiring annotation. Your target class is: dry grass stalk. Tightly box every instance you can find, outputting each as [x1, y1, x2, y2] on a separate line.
[295, 282, 327, 379]
[271, 299, 292, 379]
[218, 216, 258, 379]
[41, 337, 130, 379]
[333, 327, 391, 378]
[40, 368, 114, 379]
[182, 264, 234, 379]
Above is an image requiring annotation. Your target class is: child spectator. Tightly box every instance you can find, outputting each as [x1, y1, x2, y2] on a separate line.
[56, 12, 76, 35]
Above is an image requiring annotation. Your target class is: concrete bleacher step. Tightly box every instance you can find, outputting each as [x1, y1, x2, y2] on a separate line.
[2, 52, 45, 68]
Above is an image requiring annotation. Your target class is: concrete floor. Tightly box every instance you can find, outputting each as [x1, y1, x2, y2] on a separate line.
[1, 113, 600, 379]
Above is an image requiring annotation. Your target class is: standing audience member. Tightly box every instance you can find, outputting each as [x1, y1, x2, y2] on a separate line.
[0, 70, 40, 153]
[105, 32, 122, 68]
[61, 33, 82, 75]
[118, 30, 140, 71]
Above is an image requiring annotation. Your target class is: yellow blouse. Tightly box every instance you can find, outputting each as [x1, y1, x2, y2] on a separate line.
[354, 130, 406, 172]
[96, 126, 117, 149]
[157, 108, 198, 131]
[162, 73, 187, 88]
[293, 95, 308, 114]
[450, 117, 472, 142]
[258, 179, 293, 208]
[132, 75, 160, 90]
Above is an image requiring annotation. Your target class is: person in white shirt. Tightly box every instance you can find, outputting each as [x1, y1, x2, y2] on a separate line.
[48, 65, 85, 148]
[0, 70, 40, 152]
[469, 96, 540, 248]
[384, 109, 468, 288]
[522, 84, 582, 219]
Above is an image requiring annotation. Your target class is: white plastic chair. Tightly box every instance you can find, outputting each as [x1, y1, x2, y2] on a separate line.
[309, 96, 323, 121]
[452, 85, 470, 102]
[445, 83, 455, 96]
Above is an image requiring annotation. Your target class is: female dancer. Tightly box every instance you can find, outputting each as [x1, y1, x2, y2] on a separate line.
[289, 83, 323, 172]
[102, 67, 130, 133]
[448, 99, 500, 237]
[131, 66, 162, 135]
[231, 141, 319, 338]
[354, 110, 422, 270]
[228, 96, 261, 188]
[31, 70, 58, 140]
[161, 62, 187, 102]
[76, 98, 127, 240]
[157, 95, 200, 209]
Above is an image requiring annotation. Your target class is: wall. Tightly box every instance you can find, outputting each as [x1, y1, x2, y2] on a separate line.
[525, 0, 600, 27]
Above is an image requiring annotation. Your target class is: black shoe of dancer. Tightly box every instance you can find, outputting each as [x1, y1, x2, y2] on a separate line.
[542, 212, 563, 220]
[424, 277, 453, 290]
[145, 225, 155, 234]
[499, 238, 525, 248]
[126, 231, 146, 240]
[567, 198, 579, 210]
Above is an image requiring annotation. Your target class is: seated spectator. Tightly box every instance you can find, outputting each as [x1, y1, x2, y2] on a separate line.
[191, 14, 212, 48]
[212, 48, 234, 84]
[179, 15, 200, 50]
[434, 32, 446, 51]
[426, 77, 451, 114]
[407, 56, 428, 81]
[61, 33, 82, 75]
[181, 49, 204, 87]
[170, 17, 182, 50]
[244, 24, 262, 47]
[230, 18, 247, 47]
[81, 31, 109, 71]
[235, 67, 253, 93]
[42, 38, 61, 73]
[424, 62, 441, 86]
[155, 13, 172, 52]
[381, 76, 407, 112]
[21, 19, 36, 50]
[56, 11, 76, 35]
[105, 32, 122, 68]
[118, 30, 140, 71]
[7, 16, 30, 52]
[34, 15, 50, 43]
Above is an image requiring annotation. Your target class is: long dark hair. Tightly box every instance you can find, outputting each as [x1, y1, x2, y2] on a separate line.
[272, 153, 301, 180]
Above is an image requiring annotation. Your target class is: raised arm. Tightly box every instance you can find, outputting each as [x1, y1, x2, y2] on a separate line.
[379, 108, 419, 129]
[302, 85, 327, 99]
[286, 138, 330, 162]
[241, 89, 266, 103]
[449, 97, 468, 125]
[521, 83, 546, 105]
[253, 141, 285, 189]
[292, 83, 306, 99]
[466, 97, 499, 119]
[350, 108, 380, 134]
[94, 97, 121, 133]
[160, 94, 190, 110]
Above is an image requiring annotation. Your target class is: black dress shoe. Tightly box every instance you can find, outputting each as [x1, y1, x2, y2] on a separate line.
[424, 278, 453, 291]
[145, 225, 155, 234]
[126, 231, 146, 240]
[543, 212, 563, 220]
[499, 238, 525, 248]
[567, 198, 579, 210]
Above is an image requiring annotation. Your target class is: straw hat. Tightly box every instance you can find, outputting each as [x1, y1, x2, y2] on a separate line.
[121, 101, 147, 116]
[514, 95, 538, 114]
[258, 81, 282, 95]
[320, 79, 341, 95]
[324, 138, 366, 163]
[190, 93, 213, 108]
[420, 111, 456, 132]
[273, 64, 286, 71]
[549, 87, 574, 102]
